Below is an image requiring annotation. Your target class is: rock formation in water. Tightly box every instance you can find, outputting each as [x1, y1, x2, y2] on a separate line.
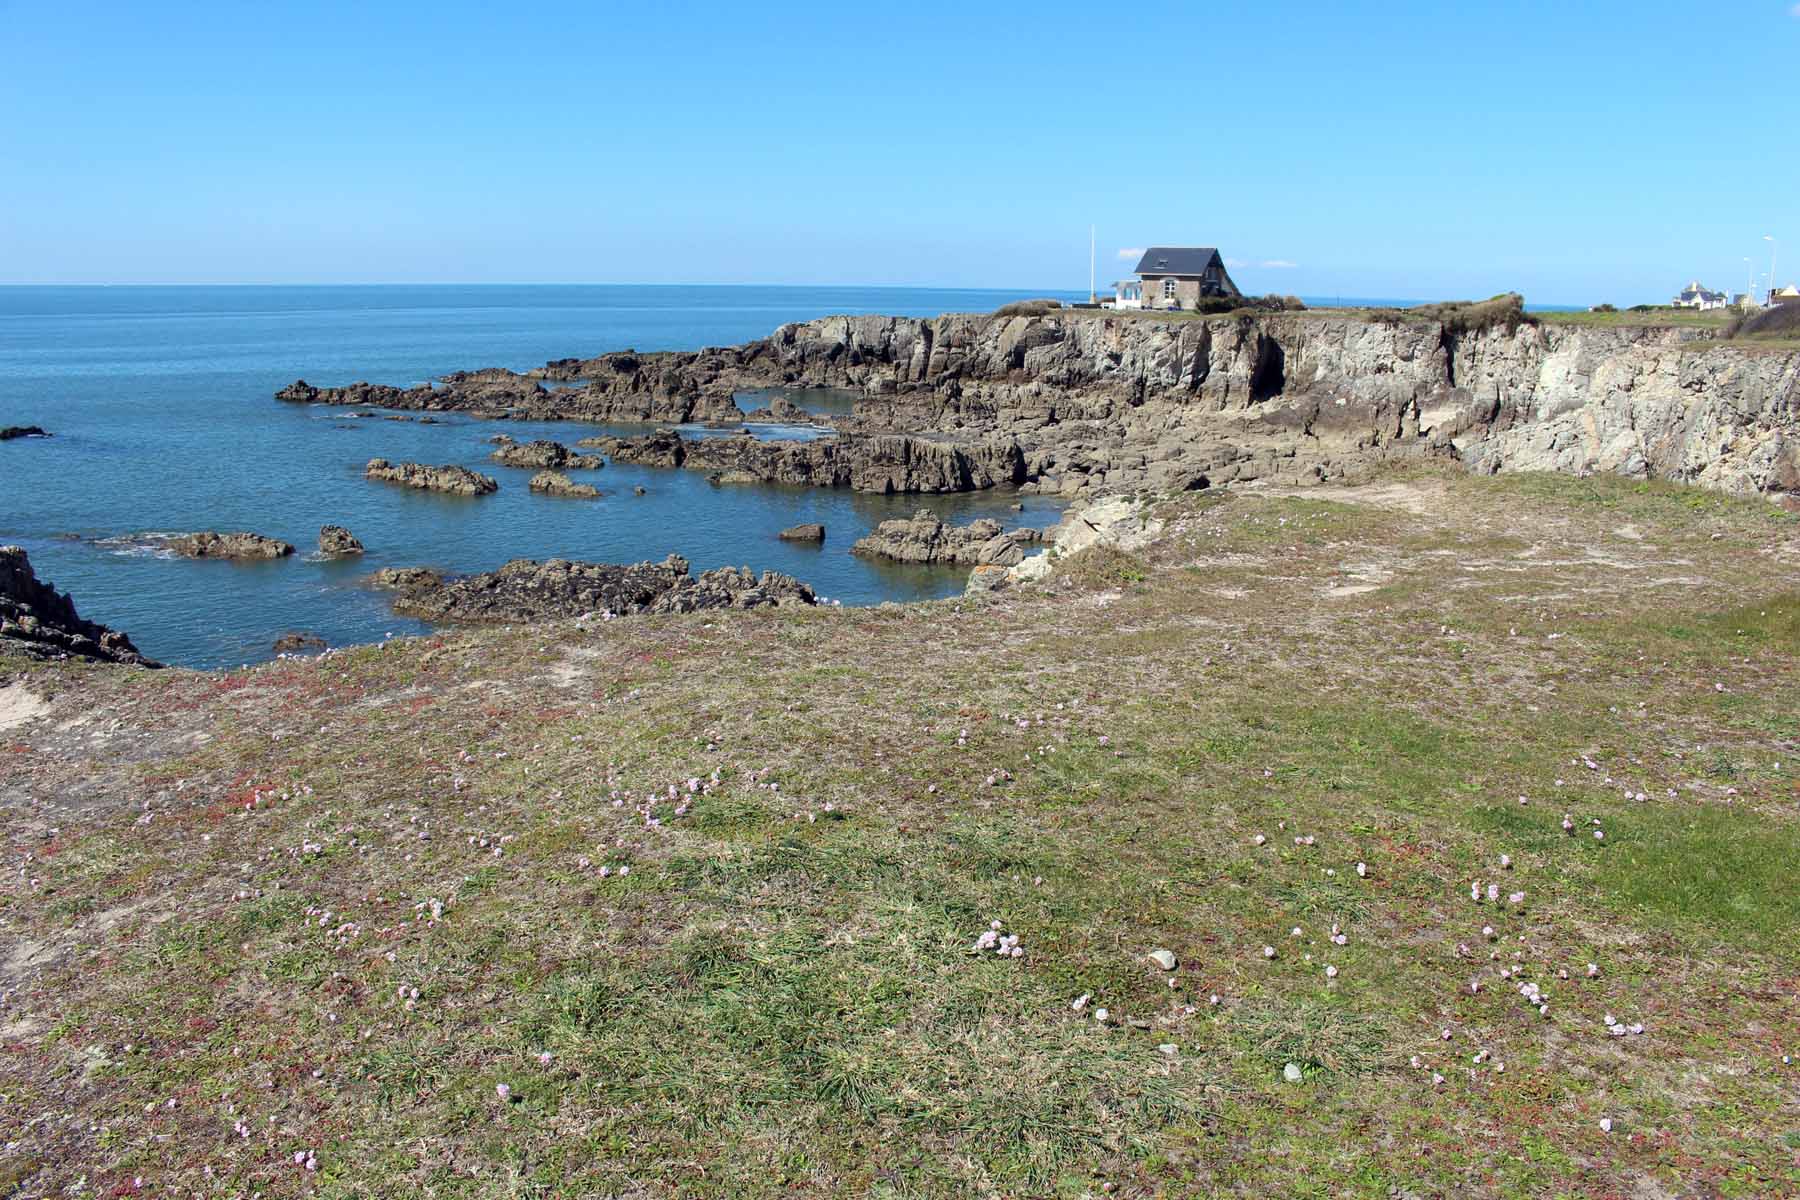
[851, 511, 1044, 567]
[169, 532, 295, 560]
[528, 471, 600, 498]
[740, 395, 811, 423]
[273, 632, 327, 654]
[388, 555, 816, 623]
[318, 525, 364, 555]
[369, 567, 442, 594]
[491, 439, 603, 470]
[0, 546, 159, 666]
[779, 523, 825, 542]
[1, 426, 51, 440]
[365, 459, 498, 496]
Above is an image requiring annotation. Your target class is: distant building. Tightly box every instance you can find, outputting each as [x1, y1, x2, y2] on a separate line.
[1770, 284, 1800, 306]
[1126, 247, 1241, 310]
[1731, 293, 1759, 309]
[1671, 280, 1729, 310]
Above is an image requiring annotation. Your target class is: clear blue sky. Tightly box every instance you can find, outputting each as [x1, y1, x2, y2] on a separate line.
[3, 1, 1794, 303]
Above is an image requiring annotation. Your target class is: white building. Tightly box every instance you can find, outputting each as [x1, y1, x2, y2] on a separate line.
[1671, 280, 1729, 310]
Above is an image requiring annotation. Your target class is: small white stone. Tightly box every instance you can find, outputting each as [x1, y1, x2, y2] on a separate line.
[1147, 949, 1177, 971]
[1282, 1062, 1303, 1083]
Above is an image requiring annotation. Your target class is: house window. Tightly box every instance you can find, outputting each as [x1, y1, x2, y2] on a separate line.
[1162, 279, 1177, 300]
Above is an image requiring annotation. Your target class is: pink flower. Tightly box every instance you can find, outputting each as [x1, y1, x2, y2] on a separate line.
[495, 1083, 512, 1101]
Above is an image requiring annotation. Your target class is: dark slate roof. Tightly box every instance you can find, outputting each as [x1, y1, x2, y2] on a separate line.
[1134, 247, 1222, 276]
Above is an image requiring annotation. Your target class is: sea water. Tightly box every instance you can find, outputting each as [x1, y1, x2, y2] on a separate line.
[0, 285, 1083, 668]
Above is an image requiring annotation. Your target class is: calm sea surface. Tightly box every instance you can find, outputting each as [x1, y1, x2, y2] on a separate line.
[0, 285, 1087, 668]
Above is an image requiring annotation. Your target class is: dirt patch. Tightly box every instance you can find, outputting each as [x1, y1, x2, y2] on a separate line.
[0, 682, 50, 732]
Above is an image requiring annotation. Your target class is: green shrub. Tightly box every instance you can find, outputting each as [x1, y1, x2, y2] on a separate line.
[1728, 302, 1800, 340]
[993, 298, 1063, 317]
[1592, 303, 1617, 313]
[1410, 292, 1533, 334]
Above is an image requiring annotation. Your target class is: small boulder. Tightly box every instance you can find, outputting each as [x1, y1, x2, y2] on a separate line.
[1, 426, 51, 441]
[369, 567, 442, 594]
[779, 523, 826, 542]
[318, 525, 364, 555]
[529, 471, 600, 499]
[273, 632, 327, 654]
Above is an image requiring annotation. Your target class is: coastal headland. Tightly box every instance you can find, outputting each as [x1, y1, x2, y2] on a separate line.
[278, 301, 1800, 504]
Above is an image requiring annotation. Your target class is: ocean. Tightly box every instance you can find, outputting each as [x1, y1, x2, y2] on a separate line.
[0, 284, 1087, 669]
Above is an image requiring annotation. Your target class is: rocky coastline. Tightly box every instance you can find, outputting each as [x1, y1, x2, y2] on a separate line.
[0, 546, 158, 666]
[278, 306, 1800, 505]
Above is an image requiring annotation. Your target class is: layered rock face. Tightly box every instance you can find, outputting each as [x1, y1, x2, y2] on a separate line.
[0, 546, 158, 666]
[169, 532, 294, 560]
[365, 459, 499, 496]
[749, 313, 1799, 501]
[851, 511, 1044, 566]
[491, 440, 602, 470]
[388, 555, 815, 622]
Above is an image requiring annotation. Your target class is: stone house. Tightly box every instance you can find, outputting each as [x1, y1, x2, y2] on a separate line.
[1127, 247, 1241, 310]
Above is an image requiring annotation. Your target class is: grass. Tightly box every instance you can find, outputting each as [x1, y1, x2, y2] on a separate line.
[1538, 305, 1737, 330]
[1, 470, 1797, 1197]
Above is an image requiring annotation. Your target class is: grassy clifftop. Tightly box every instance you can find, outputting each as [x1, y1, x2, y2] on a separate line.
[2, 470, 1797, 1198]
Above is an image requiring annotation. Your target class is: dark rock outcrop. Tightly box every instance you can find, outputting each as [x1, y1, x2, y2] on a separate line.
[779, 523, 825, 542]
[491, 439, 603, 470]
[1, 426, 50, 440]
[273, 632, 327, 654]
[588, 430, 1024, 494]
[277, 358, 744, 425]
[369, 567, 442, 594]
[389, 555, 815, 623]
[529, 471, 600, 498]
[318, 525, 364, 555]
[365, 459, 498, 496]
[850, 511, 1043, 567]
[0, 546, 158, 666]
[169, 532, 295, 560]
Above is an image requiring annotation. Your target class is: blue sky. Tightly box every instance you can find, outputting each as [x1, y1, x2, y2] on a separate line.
[2, 1, 1794, 303]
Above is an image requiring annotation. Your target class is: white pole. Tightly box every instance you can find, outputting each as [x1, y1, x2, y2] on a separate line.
[1745, 258, 1753, 305]
[1767, 235, 1778, 301]
[1089, 225, 1096, 303]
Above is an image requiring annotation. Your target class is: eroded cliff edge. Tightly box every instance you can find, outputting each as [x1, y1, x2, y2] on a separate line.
[282, 311, 1800, 502]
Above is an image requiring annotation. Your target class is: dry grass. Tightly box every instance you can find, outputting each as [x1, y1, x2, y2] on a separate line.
[2, 469, 1797, 1198]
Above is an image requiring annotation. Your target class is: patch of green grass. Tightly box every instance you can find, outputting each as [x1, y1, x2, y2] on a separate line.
[1234, 996, 1388, 1076]
[1589, 804, 1800, 952]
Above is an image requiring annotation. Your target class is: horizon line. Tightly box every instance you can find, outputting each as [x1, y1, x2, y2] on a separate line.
[0, 280, 1589, 307]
